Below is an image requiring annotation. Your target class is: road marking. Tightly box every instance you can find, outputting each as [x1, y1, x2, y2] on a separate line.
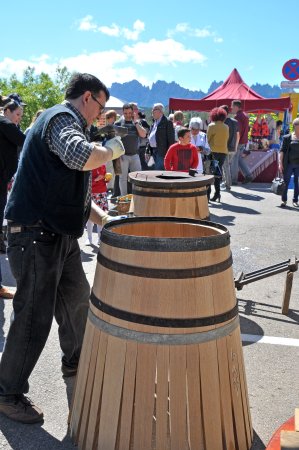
[242, 334, 299, 347]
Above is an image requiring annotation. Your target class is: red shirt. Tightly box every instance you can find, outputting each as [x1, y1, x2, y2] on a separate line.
[235, 110, 249, 145]
[91, 165, 107, 194]
[164, 143, 199, 171]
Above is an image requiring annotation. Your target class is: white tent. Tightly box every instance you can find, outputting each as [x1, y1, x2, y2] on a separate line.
[106, 95, 125, 112]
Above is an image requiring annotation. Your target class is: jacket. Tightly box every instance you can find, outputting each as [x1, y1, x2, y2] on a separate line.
[149, 115, 175, 157]
[0, 115, 26, 183]
[280, 134, 292, 172]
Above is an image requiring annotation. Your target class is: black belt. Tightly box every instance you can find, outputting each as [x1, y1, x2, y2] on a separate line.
[7, 222, 45, 234]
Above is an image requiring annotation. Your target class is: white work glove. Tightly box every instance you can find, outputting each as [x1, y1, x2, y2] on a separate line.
[101, 213, 128, 226]
[104, 136, 125, 160]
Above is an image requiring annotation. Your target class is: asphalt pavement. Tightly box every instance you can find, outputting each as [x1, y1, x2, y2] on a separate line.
[0, 182, 298, 450]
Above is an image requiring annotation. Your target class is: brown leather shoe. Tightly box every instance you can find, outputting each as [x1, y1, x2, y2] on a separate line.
[0, 395, 44, 424]
[0, 287, 14, 299]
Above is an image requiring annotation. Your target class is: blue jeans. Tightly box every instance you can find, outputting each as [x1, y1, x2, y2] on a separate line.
[207, 152, 227, 196]
[282, 164, 299, 202]
[231, 144, 251, 182]
[152, 150, 165, 170]
[0, 228, 90, 396]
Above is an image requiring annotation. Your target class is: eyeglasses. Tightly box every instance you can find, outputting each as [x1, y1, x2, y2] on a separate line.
[91, 94, 105, 113]
[152, 108, 162, 112]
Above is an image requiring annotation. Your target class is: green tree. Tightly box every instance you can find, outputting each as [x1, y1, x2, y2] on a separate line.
[0, 66, 72, 130]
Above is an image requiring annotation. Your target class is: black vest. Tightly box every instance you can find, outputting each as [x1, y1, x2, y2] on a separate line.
[5, 105, 91, 237]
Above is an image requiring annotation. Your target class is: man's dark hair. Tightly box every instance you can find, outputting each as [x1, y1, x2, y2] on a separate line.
[177, 127, 190, 139]
[220, 105, 229, 114]
[65, 73, 110, 101]
[232, 100, 242, 109]
[276, 120, 283, 127]
[123, 103, 133, 111]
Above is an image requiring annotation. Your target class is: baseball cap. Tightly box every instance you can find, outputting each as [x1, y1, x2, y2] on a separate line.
[8, 93, 27, 106]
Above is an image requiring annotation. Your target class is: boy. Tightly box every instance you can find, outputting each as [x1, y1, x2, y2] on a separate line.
[164, 127, 199, 172]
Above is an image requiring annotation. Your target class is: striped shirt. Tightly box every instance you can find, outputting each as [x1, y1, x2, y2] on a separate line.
[45, 101, 93, 208]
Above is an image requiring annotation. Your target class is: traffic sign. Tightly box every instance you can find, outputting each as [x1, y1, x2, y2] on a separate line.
[282, 59, 299, 81]
[281, 80, 299, 88]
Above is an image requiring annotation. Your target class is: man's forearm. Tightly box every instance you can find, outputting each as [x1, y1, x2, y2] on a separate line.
[89, 200, 108, 226]
[279, 152, 284, 167]
[235, 132, 240, 150]
[135, 123, 147, 138]
[83, 144, 113, 171]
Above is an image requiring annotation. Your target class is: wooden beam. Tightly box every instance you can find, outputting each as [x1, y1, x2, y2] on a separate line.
[281, 430, 299, 449]
[282, 271, 294, 315]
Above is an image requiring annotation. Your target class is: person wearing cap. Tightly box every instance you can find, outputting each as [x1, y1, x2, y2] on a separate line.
[0, 73, 125, 425]
[147, 103, 175, 170]
[0, 96, 26, 253]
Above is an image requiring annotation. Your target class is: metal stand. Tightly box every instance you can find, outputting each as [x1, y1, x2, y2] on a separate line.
[234, 256, 298, 315]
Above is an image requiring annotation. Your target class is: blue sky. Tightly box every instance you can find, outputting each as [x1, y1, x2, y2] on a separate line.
[1, 0, 298, 92]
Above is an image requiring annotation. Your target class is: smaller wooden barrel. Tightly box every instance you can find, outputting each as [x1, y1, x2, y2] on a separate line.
[70, 217, 252, 450]
[128, 170, 214, 220]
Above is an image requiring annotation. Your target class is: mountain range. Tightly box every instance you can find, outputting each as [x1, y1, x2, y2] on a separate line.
[110, 79, 288, 108]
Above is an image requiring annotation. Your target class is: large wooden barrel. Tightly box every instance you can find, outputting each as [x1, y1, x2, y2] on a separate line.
[70, 217, 252, 450]
[128, 171, 214, 220]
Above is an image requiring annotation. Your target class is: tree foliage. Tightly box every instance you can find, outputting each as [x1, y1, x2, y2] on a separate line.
[0, 66, 72, 130]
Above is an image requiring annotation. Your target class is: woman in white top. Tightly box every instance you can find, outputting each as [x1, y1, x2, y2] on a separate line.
[189, 118, 210, 173]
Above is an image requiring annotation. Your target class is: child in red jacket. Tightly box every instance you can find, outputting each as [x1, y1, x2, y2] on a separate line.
[164, 127, 199, 172]
[86, 165, 109, 245]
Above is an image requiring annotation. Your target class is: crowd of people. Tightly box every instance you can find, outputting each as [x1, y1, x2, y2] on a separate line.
[96, 98, 256, 202]
[0, 72, 298, 426]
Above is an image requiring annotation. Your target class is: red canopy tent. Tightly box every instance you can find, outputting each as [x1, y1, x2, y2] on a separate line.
[169, 68, 291, 112]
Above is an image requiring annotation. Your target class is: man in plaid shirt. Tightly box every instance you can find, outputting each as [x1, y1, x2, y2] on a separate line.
[0, 73, 125, 424]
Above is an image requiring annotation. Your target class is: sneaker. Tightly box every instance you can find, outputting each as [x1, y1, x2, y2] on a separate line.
[242, 176, 253, 184]
[0, 287, 14, 299]
[281, 201, 287, 208]
[61, 364, 78, 378]
[85, 238, 93, 246]
[293, 201, 299, 207]
[0, 394, 43, 424]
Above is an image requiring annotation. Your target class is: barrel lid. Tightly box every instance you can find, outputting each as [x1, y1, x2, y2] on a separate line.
[128, 171, 214, 189]
[102, 217, 230, 252]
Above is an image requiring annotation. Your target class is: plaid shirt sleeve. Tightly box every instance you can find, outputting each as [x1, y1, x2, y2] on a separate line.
[45, 113, 94, 170]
